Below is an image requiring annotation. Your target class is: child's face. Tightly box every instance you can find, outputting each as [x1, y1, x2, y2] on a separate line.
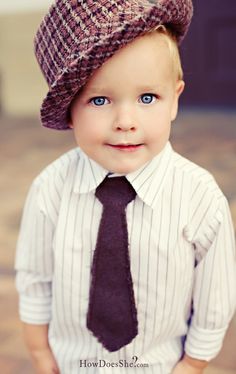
[70, 32, 184, 174]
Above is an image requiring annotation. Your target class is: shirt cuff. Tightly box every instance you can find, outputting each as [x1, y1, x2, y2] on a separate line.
[19, 295, 52, 324]
[185, 324, 228, 361]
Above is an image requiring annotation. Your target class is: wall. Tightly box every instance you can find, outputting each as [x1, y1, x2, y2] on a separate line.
[0, 12, 48, 117]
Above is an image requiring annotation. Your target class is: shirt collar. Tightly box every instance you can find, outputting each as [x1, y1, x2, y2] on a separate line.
[126, 142, 173, 208]
[73, 142, 174, 209]
[73, 149, 108, 194]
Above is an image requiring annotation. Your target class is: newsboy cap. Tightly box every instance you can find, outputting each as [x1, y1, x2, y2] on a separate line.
[34, 0, 193, 130]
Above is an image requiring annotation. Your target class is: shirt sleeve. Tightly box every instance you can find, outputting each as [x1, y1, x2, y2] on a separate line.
[15, 179, 55, 324]
[184, 196, 236, 361]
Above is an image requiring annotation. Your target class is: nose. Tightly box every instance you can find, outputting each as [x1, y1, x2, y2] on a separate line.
[116, 123, 136, 132]
[113, 107, 137, 132]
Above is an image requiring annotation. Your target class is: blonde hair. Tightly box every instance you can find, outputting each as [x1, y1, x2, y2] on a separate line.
[147, 25, 183, 81]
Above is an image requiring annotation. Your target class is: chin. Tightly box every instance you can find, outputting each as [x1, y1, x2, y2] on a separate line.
[109, 163, 143, 175]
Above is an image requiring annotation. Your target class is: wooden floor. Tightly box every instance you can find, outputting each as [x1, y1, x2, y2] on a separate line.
[0, 110, 235, 373]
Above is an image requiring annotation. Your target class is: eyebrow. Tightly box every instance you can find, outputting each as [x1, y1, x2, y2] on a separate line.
[83, 86, 108, 94]
[135, 85, 164, 91]
[84, 85, 163, 94]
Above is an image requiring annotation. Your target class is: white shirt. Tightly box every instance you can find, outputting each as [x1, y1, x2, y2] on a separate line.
[15, 142, 236, 374]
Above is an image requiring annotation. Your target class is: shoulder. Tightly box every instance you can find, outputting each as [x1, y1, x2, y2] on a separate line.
[27, 148, 82, 219]
[33, 147, 81, 189]
[171, 149, 224, 202]
[171, 150, 231, 245]
[171, 149, 228, 236]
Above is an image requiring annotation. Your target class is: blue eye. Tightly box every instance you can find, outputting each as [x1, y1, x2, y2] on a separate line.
[90, 97, 108, 106]
[140, 94, 157, 104]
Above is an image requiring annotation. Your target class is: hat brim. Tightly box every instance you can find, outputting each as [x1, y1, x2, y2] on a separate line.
[40, 4, 192, 130]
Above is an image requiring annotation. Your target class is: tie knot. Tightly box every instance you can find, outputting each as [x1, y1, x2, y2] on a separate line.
[95, 176, 136, 208]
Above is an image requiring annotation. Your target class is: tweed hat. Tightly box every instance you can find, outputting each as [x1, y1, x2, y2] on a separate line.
[34, 0, 193, 130]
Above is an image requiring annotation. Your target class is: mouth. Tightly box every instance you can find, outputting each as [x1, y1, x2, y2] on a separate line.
[106, 143, 144, 152]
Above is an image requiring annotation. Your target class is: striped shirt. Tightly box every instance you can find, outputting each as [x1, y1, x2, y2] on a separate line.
[15, 142, 236, 374]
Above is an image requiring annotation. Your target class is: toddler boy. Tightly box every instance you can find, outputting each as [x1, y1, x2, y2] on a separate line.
[15, 1, 236, 373]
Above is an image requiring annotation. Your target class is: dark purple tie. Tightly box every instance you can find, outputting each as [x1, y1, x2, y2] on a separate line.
[87, 176, 138, 352]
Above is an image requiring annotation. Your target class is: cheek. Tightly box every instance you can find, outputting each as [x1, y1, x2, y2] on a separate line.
[144, 113, 171, 138]
[73, 118, 105, 145]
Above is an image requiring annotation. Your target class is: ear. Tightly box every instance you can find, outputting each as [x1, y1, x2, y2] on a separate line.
[68, 122, 74, 129]
[171, 80, 185, 121]
[67, 103, 74, 129]
[67, 111, 74, 129]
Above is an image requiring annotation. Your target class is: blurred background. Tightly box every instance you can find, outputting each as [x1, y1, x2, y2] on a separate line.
[0, 0, 235, 373]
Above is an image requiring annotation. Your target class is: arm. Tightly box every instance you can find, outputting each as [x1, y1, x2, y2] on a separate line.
[183, 196, 236, 362]
[15, 180, 58, 373]
[23, 323, 59, 374]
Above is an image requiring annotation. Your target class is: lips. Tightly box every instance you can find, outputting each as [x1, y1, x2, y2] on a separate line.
[106, 143, 144, 152]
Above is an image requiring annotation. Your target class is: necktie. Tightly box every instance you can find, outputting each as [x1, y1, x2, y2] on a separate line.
[87, 176, 138, 352]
